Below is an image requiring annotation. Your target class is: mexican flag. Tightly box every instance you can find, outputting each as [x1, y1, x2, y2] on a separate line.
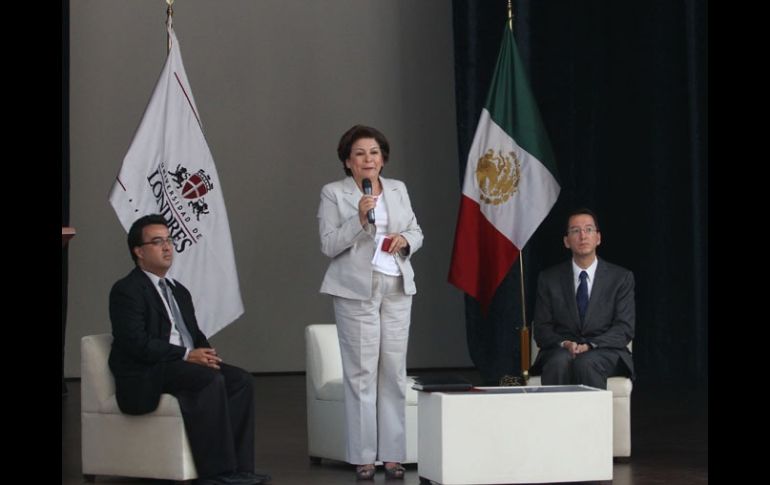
[448, 25, 560, 313]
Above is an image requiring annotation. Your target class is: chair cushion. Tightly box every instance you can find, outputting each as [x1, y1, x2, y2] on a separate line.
[97, 393, 185, 417]
[306, 325, 344, 395]
[315, 376, 419, 405]
[316, 379, 344, 402]
[527, 375, 632, 398]
[606, 376, 633, 398]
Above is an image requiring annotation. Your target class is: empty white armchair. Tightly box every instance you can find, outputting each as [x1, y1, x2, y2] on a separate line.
[527, 335, 633, 458]
[80, 333, 197, 481]
[305, 324, 419, 464]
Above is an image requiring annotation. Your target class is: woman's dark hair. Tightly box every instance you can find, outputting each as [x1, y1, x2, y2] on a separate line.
[337, 124, 390, 176]
[127, 213, 168, 264]
[565, 208, 601, 234]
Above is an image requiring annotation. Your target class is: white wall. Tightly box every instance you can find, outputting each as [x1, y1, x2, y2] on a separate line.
[66, 0, 470, 376]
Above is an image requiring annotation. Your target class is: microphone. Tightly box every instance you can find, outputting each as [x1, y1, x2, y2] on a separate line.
[362, 178, 375, 224]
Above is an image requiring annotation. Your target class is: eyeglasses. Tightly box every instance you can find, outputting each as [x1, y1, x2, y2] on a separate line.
[567, 226, 598, 236]
[141, 237, 175, 247]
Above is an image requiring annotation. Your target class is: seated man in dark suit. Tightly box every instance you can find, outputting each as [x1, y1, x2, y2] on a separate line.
[108, 214, 270, 485]
[531, 208, 634, 389]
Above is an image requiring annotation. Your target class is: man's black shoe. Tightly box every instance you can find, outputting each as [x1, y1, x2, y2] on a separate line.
[231, 471, 272, 483]
[195, 478, 225, 485]
[197, 471, 267, 485]
[237, 471, 272, 483]
[195, 479, 219, 485]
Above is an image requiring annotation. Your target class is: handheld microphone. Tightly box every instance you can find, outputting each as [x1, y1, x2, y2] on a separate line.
[362, 178, 375, 224]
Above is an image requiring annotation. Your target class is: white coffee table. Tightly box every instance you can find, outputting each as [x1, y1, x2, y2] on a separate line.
[417, 385, 612, 484]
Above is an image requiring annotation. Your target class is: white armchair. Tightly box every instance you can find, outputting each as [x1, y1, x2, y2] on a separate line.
[80, 333, 197, 481]
[305, 324, 419, 464]
[527, 335, 633, 458]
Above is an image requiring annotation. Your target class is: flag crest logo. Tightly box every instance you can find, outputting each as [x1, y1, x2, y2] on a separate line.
[476, 148, 520, 206]
[167, 163, 215, 220]
[181, 169, 213, 199]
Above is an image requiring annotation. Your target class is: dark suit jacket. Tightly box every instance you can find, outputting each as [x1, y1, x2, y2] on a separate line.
[108, 267, 210, 415]
[531, 258, 635, 378]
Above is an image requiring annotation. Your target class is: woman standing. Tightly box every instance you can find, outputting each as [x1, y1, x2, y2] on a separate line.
[318, 125, 423, 480]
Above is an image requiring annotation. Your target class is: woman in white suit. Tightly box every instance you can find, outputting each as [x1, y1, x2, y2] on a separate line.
[318, 125, 423, 480]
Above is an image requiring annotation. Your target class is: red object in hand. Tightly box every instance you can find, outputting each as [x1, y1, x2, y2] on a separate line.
[381, 237, 392, 252]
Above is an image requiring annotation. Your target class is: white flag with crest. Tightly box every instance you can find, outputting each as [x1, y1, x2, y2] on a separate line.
[109, 27, 243, 336]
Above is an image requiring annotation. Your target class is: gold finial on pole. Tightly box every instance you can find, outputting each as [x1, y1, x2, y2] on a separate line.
[507, 0, 514, 31]
[166, 0, 175, 53]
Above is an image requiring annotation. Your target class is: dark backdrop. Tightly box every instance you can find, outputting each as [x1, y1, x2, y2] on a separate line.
[452, 0, 707, 388]
[62, 0, 70, 395]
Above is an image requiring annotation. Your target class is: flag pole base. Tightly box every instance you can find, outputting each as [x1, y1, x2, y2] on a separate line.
[499, 374, 525, 386]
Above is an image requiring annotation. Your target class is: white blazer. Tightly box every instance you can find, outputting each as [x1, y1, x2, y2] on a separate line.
[318, 176, 423, 300]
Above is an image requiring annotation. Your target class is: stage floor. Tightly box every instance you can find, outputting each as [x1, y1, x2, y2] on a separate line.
[63, 371, 707, 485]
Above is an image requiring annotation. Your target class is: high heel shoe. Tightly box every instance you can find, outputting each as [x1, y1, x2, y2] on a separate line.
[355, 464, 376, 481]
[384, 462, 405, 480]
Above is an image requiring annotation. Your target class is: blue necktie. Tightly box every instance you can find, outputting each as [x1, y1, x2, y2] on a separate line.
[159, 279, 194, 349]
[576, 271, 589, 324]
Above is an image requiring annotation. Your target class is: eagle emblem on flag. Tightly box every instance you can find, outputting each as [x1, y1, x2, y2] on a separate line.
[475, 148, 521, 206]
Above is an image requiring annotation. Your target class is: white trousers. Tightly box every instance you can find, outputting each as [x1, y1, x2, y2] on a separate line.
[332, 272, 412, 465]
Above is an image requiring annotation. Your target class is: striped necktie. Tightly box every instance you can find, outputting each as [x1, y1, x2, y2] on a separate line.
[159, 279, 194, 349]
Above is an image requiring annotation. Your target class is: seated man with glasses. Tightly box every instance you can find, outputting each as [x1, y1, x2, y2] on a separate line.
[531, 208, 635, 389]
[108, 214, 270, 485]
